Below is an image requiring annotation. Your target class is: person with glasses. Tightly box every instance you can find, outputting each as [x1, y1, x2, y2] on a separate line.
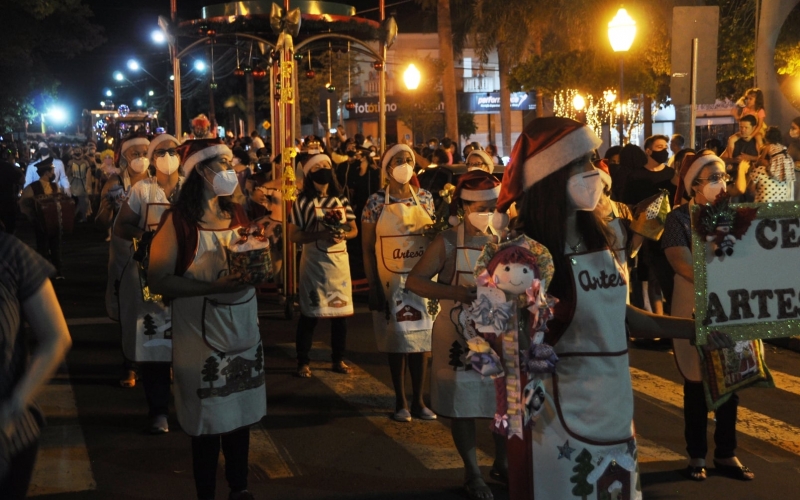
[114, 133, 182, 433]
[362, 144, 437, 422]
[148, 139, 265, 500]
[465, 149, 496, 175]
[663, 150, 753, 482]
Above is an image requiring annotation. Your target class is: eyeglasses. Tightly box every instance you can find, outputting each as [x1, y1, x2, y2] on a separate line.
[154, 148, 178, 158]
[466, 162, 487, 169]
[391, 156, 413, 166]
[695, 173, 731, 183]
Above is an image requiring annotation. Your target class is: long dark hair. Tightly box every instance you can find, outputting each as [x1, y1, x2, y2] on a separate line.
[300, 163, 345, 200]
[619, 143, 648, 171]
[519, 158, 614, 340]
[746, 88, 765, 111]
[173, 158, 235, 225]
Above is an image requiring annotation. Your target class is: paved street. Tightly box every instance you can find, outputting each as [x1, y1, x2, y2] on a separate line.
[17, 221, 800, 500]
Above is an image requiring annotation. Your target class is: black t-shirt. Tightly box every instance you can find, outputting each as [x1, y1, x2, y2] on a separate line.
[621, 165, 676, 205]
[417, 167, 453, 212]
[0, 161, 22, 210]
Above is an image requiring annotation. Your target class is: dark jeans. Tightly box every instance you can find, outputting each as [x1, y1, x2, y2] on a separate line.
[295, 314, 347, 366]
[139, 362, 171, 418]
[0, 440, 39, 499]
[34, 226, 61, 273]
[191, 426, 250, 500]
[684, 380, 738, 460]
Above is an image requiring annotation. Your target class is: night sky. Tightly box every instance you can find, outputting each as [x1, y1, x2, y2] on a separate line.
[48, 0, 410, 121]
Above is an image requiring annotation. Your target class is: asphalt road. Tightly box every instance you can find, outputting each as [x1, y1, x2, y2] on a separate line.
[14, 220, 800, 500]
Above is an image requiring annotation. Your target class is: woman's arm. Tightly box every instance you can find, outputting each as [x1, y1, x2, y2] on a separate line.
[664, 246, 694, 283]
[148, 214, 248, 298]
[626, 304, 694, 340]
[113, 201, 144, 241]
[361, 221, 385, 310]
[288, 222, 332, 245]
[406, 235, 476, 304]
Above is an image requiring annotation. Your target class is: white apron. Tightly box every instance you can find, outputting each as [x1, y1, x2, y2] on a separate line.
[171, 225, 267, 437]
[430, 224, 496, 418]
[298, 198, 353, 318]
[372, 190, 436, 353]
[531, 249, 641, 500]
[105, 174, 133, 320]
[119, 181, 173, 362]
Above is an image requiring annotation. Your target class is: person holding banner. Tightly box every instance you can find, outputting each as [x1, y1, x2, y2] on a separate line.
[113, 133, 182, 433]
[662, 150, 754, 482]
[362, 144, 437, 422]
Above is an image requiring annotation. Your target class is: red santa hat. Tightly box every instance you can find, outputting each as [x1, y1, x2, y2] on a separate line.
[381, 144, 416, 171]
[147, 133, 178, 162]
[682, 150, 725, 197]
[179, 138, 232, 176]
[192, 114, 211, 128]
[494, 117, 602, 230]
[117, 134, 150, 167]
[449, 170, 501, 226]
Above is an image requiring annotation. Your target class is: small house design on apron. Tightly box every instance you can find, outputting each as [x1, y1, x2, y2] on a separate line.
[197, 345, 265, 399]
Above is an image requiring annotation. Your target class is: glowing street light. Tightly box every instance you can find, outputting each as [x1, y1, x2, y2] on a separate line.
[572, 94, 586, 111]
[135, 99, 144, 107]
[608, 8, 636, 145]
[105, 90, 113, 97]
[127, 59, 140, 71]
[403, 64, 421, 90]
[194, 60, 207, 72]
[148, 90, 155, 96]
[47, 106, 68, 124]
[114, 71, 125, 82]
[151, 29, 166, 44]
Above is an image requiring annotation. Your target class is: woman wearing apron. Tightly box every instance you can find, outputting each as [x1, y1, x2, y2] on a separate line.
[493, 117, 696, 500]
[289, 154, 358, 378]
[102, 135, 151, 387]
[663, 150, 754, 482]
[114, 133, 182, 433]
[362, 144, 437, 422]
[149, 139, 266, 500]
[407, 171, 505, 500]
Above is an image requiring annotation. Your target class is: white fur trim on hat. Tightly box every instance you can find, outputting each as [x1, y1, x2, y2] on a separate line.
[595, 167, 612, 189]
[147, 134, 178, 161]
[684, 154, 726, 195]
[523, 127, 602, 189]
[460, 185, 501, 201]
[467, 150, 495, 174]
[121, 137, 150, 155]
[183, 144, 233, 176]
[382, 144, 415, 171]
[302, 154, 332, 175]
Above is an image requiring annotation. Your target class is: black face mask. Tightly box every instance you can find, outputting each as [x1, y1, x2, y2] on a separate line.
[308, 168, 333, 186]
[650, 150, 669, 165]
[346, 150, 356, 158]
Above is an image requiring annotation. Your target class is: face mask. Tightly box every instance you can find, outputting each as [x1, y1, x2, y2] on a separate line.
[790, 128, 800, 139]
[205, 169, 239, 196]
[129, 157, 149, 173]
[346, 150, 356, 158]
[650, 149, 669, 164]
[390, 163, 414, 184]
[156, 155, 180, 175]
[701, 180, 726, 202]
[467, 212, 493, 233]
[567, 171, 604, 211]
[308, 168, 333, 186]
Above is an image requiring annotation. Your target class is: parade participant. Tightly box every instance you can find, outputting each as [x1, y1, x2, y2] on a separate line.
[101, 134, 151, 387]
[290, 153, 358, 378]
[0, 229, 72, 499]
[245, 172, 284, 283]
[465, 149, 495, 174]
[114, 134, 182, 433]
[362, 144, 437, 422]
[231, 147, 253, 201]
[25, 147, 71, 197]
[732, 88, 767, 134]
[492, 117, 695, 500]
[663, 150, 753, 482]
[148, 139, 265, 500]
[68, 146, 91, 222]
[19, 157, 67, 278]
[406, 171, 505, 500]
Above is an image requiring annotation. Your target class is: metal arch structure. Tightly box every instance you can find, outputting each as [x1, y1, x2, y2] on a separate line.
[171, 33, 277, 138]
[756, 0, 800, 132]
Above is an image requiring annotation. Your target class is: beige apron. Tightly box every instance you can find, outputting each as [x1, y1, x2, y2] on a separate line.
[372, 190, 436, 353]
[298, 198, 353, 318]
[104, 174, 134, 321]
[119, 180, 174, 362]
[172, 225, 266, 437]
[531, 248, 641, 500]
[430, 224, 497, 418]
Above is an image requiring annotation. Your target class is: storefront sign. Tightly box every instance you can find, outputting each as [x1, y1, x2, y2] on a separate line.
[693, 202, 800, 344]
[459, 92, 537, 114]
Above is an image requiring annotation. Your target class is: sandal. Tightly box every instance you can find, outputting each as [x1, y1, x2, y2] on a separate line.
[713, 459, 754, 481]
[331, 361, 353, 374]
[297, 365, 312, 378]
[489, 468, 508, 485]
[120, 369, 137, 388]
[464, 477, 493, 500]
[684, 465, 707, 481]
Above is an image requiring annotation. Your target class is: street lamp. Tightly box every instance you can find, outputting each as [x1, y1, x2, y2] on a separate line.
[106, 90, 113, 97]
[114, 71, 125, 82]
[403, 64, 421, 91]
[127, 59, 140, 71]
[608, 8, 636, 145]
[572, 94, 586, 112]
[194, 60, 207, 72]
[151, 29, 166, 44]
[148, 90, 155, 96]
[135, 99, 144, 107]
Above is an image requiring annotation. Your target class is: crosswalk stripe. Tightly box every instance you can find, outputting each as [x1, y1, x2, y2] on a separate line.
[630, 367, 800, 457]
[28, 368, 96, 496]
[769, 369, 800, 398]
[278, 343, 494, 470]
[249, 423, 297, 479]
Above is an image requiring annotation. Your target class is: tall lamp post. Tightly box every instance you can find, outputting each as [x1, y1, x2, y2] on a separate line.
[608, 8, 636, 145]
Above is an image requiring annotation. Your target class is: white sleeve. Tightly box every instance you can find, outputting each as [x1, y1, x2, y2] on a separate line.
[54, 160, 71, 196]
[24, 163, 39, 187]
[126, 183, 145, 216]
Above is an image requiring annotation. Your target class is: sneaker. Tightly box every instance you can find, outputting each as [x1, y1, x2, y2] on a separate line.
[149, 414, 169, 434]
[410, 406, 437, 420]
[392, 408, 412, 422]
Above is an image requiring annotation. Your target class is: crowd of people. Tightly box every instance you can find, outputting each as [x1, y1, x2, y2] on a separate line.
[1, 95, 800, 500]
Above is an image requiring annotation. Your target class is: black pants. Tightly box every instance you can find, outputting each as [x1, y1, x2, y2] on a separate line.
[191, 426, 250, 500]
[0, 440, 39, 499]
[684, 380, 738, 460]
[139, 362, 171, 418]
[295, 314, 347, 366]
[34, 226, 61, 273]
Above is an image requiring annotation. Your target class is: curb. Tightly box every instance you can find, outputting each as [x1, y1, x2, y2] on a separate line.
[765, 337, 800, 353]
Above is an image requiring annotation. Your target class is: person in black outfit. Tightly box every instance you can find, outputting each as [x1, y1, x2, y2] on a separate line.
[416, 148, 453, 219]
[0, 145, 23, 234]
[19, 158, 64, 278]
[722, 115, 762, 183]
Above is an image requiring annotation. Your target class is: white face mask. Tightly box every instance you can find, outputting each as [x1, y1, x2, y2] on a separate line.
[155, 155, 180, 175]
[205, 168, 239, 196]
[567, 171, 603, 211]
[790, 128, 800, 139]
[467, 212, 493, 233]
[390, 163, 414, 185]
[128, 157, 150, 173]
[701, 180, 726, 202]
